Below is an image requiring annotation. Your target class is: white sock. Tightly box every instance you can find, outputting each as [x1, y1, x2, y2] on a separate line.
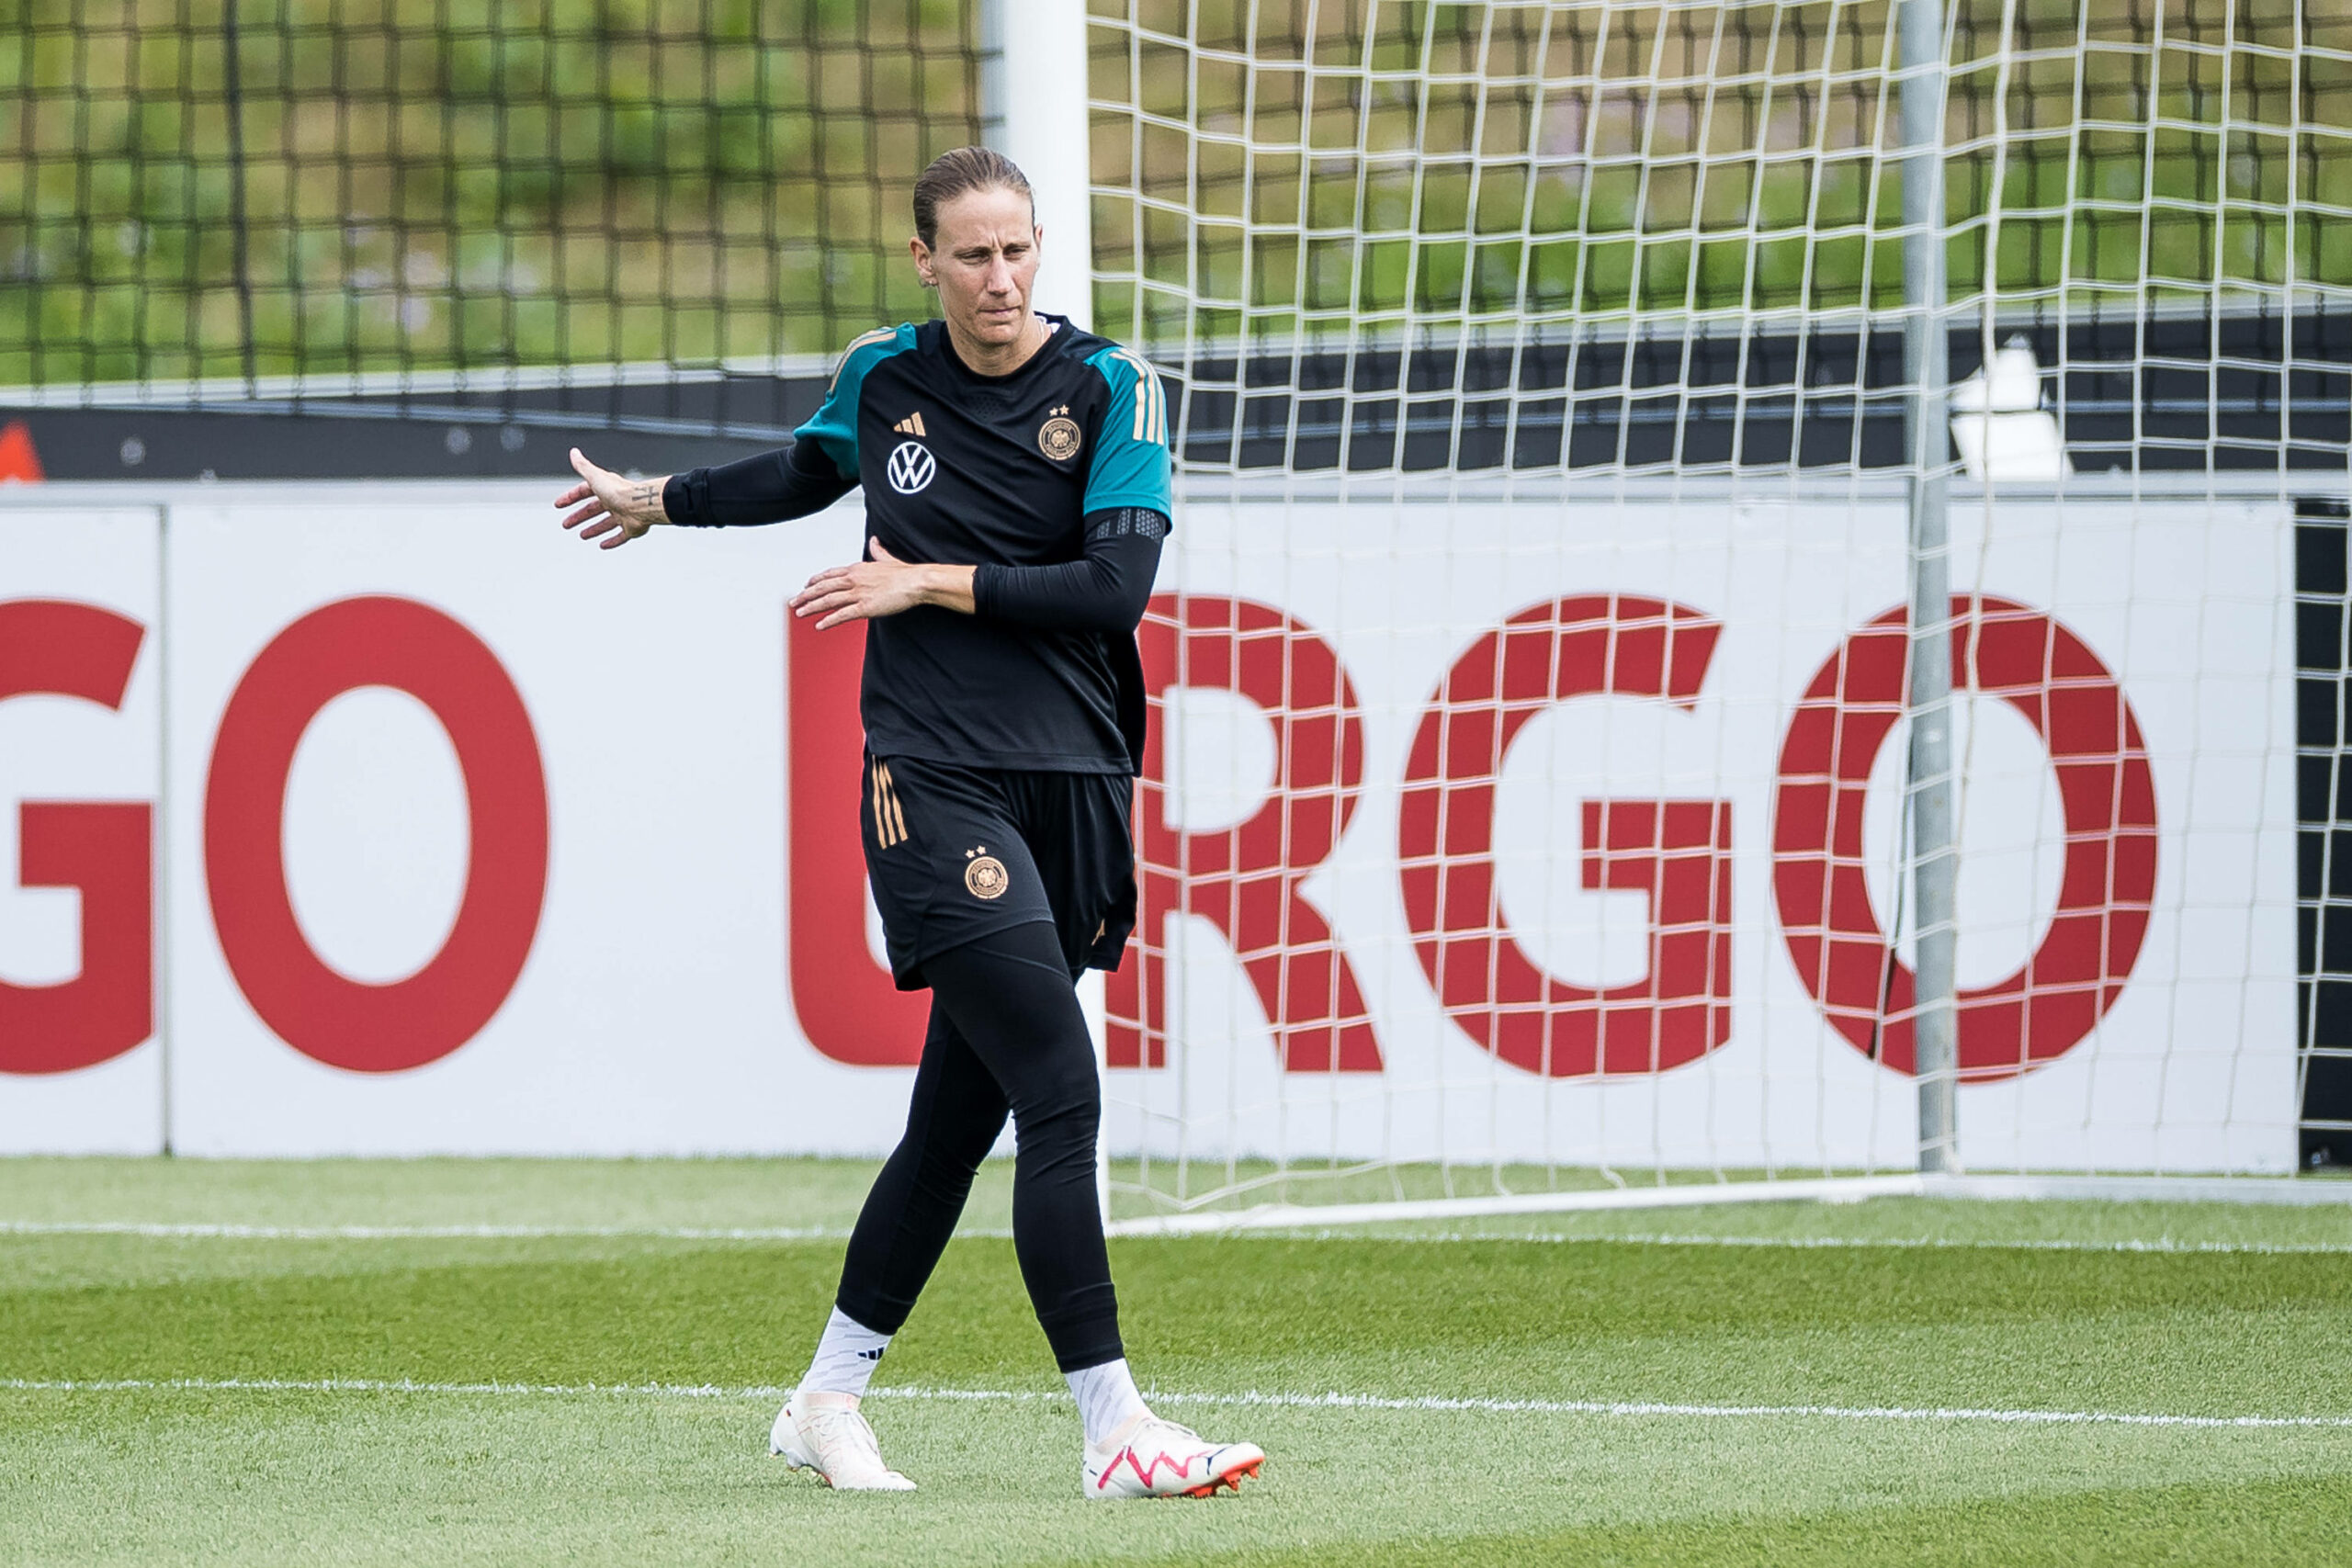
[1067, 1358, 1151, 1448]
[797, 1307, 891, 1399]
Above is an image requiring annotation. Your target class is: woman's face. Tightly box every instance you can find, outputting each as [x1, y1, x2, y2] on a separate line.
[913, 185, 1042, 351]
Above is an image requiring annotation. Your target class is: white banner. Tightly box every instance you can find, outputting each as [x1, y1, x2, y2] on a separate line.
[159, 486, 901, 1156]
[1111, 491, 2297, 1174]
[0, 482, 2299, 1170]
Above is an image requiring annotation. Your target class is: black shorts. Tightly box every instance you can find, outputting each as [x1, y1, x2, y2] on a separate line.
[861, 752, 1137, 990]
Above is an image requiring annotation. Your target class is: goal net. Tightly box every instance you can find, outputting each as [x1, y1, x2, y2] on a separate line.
[1080, 0, 2352, 1223]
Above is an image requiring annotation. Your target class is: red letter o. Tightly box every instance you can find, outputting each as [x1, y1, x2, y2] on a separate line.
[205, 597, 548, 1073]
[1773, 595, 2157, 1079]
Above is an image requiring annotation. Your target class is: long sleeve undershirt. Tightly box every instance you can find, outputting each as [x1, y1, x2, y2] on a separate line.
[970, 507, 1166, 636]
[665, 446, 1167, 636]
[662, 440, 854, 528]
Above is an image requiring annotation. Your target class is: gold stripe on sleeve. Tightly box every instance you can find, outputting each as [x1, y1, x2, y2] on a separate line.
[1107, 349, 1167, 447]
[829, 327, 899, 391]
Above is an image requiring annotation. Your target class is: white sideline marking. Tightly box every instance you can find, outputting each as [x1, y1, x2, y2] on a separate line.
[4, 1220, 2346, 1254]
[1246, 1230, 2352, 1256]
[1105, 1175, 1922, 1233]
[0, 1222, 857, 1241]
[1102, 1173, 2352, 1236]
[1, 1375, 2346, 1433]
[0, 1376, 782, 1399]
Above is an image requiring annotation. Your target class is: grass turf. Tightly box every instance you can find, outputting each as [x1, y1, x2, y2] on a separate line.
[3, 1160, 2348, 1566]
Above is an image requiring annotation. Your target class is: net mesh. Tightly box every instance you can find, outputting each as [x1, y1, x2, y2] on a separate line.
[1086, 0, 2352, 1216]
[0, 0, 982, 396]
[1088, 0, 2352, 472]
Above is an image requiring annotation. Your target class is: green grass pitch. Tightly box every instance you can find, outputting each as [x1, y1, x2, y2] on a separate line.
[4, 1159, 2349, 1566]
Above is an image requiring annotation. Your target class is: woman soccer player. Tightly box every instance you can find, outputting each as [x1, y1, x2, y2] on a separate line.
[552, 147, 1263, 1500]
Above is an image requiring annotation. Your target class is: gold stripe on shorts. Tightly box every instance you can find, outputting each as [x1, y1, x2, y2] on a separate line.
[873, 761, 910, 847]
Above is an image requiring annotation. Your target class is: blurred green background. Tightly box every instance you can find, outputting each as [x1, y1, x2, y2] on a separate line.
[0, 0, 979, 383]
[3, 0, 2346, 385]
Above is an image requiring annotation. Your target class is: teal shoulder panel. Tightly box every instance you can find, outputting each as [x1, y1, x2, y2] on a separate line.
[1082, 343, 1173, 517]
[793, 323, 918, 480]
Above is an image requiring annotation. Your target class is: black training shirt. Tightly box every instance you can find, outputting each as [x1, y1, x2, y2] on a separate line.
[665, 314, 1171, 774]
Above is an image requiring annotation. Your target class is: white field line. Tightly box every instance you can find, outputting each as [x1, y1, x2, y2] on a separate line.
[1102, 1174, 2352, 1235]
[0, 1375, 2346, 1433]
[1234, 1230, 2352, 1256]
[0, 1222, 859, 1241]
[4, 1220, 2346, 1254]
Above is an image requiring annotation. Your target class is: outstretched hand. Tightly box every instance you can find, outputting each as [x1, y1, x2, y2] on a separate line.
[554, 448, 669, 549]
[791, 537, 975, 629]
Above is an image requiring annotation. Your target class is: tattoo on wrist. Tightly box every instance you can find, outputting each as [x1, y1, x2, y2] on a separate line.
[626, 481, 663, 517]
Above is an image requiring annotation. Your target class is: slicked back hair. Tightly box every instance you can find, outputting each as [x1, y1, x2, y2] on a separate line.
[912, 146, 1034, 249]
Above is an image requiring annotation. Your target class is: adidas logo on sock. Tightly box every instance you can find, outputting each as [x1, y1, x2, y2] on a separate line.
[857, 1348, 886, 1361]
[892, 412, 927, 437]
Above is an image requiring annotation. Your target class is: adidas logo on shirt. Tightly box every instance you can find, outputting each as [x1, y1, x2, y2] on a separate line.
[892, 412, 928, 437]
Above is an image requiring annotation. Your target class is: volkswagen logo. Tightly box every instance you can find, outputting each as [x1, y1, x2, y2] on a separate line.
[887, 441, 936, 494]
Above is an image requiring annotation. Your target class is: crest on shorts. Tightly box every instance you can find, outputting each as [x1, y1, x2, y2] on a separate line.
[1037, 407, 1082, 462]
[964, 847, 1010, 900]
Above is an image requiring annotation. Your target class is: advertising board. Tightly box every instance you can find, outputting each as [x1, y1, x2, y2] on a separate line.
[0, 483, 2296, 1168]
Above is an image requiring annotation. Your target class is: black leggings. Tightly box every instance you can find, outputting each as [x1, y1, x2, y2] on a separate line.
[831, 920, 1122, 1373]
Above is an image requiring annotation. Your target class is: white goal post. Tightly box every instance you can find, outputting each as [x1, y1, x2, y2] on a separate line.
[989, 0, 2352, 1224]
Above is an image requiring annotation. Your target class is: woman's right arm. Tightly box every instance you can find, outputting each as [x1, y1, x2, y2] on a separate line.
[663, 439, 857, 528]
[561, 326, 889, 548]
[555, 438, 853, 548]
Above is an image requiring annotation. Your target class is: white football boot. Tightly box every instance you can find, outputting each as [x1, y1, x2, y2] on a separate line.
[1082, 1413, 1264, 1500]
[769, 1390, 917, 1491]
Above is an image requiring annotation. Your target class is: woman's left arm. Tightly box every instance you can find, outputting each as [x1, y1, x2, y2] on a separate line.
[790, 508, 1168, 633]
[970, 509, 1166, 634]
